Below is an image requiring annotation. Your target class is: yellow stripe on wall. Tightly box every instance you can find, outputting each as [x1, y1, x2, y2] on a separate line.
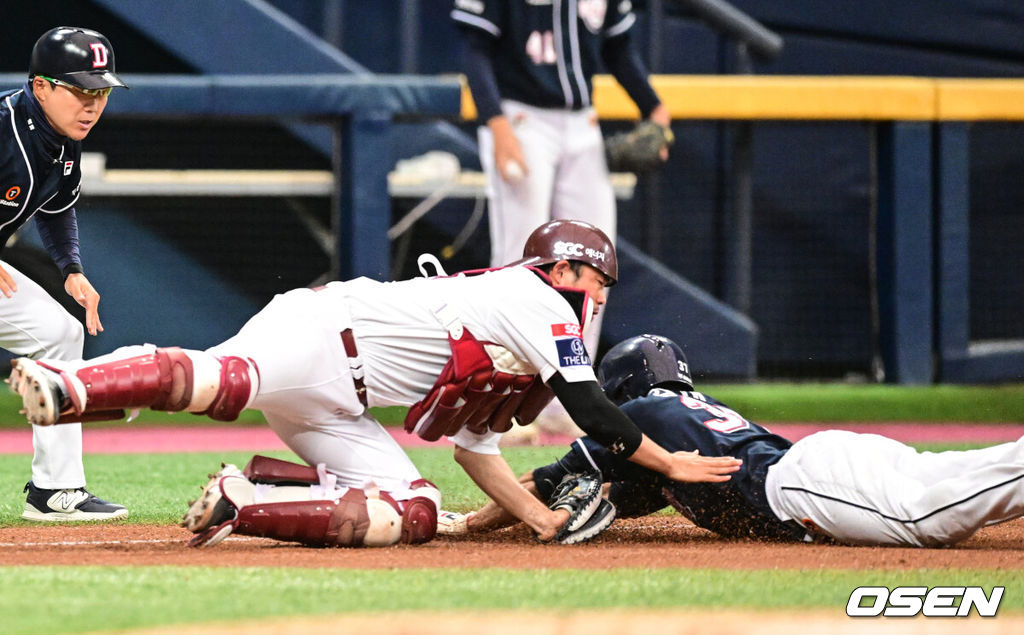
[594, 75, 936, 121]
[935, 79, 1024, 120]
[460, 75, 1024, 122]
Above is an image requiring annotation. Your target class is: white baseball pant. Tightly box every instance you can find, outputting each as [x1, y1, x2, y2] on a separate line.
[0, 261, 86, 488]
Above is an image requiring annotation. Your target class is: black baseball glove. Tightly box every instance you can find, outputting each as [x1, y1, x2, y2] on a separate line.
[548, 471, 617, 544]
[604, 121, 675, 173]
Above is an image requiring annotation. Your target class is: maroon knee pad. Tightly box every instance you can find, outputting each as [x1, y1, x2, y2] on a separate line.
[401, 478, 439, 544]
[199, 356, 255, 422]
[400, 496, 438, 545]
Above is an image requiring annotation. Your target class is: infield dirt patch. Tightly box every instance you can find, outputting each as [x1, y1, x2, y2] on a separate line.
[4, 515, 1024, 569]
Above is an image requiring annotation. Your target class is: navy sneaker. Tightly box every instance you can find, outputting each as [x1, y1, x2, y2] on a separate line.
[22, 481, 128, 521]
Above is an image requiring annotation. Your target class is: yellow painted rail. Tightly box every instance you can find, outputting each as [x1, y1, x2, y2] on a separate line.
[460, 75, 1024, 122]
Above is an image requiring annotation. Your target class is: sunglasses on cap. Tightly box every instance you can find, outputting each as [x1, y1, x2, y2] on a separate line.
[37, 75, 113, 98]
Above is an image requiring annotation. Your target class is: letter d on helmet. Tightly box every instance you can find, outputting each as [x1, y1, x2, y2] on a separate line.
[513, 220, 617, 285]
[30, 26, 128, 91]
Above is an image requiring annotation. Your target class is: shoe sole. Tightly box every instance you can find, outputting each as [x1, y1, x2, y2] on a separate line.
[436, 510, 470, 536]
[22, 504, 128, 522]
[181, 465, 242, 532]
[9, 359, 59, 426]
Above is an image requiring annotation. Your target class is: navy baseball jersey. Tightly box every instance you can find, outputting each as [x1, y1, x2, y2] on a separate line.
[452, 0, 638, 110]
[542, 388, 805, 540]
[0, 85, 83, 271]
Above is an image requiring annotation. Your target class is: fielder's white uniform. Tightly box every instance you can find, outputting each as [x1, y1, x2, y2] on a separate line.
[0, 262, 86, 489]
[203, 266, 597, 490]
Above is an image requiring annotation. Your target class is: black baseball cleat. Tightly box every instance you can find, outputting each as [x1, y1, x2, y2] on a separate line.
[22, 481, 128, 521]
[556, 498, 616, 545]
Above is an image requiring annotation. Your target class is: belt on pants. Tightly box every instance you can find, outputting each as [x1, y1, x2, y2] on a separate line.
[340, 328, 368, 407]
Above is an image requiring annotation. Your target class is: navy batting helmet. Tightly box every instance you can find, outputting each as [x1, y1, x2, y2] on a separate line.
[30, 26, 128, 91]
[512, 219, 617, 285]
[597, 334, 693, 405]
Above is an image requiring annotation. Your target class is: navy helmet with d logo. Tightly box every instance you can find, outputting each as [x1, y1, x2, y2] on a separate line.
[29, 26, 128, 91]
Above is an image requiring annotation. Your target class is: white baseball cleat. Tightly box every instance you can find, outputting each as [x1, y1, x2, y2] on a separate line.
[8, 358, 65, 426]
[436, 510, 475, 536]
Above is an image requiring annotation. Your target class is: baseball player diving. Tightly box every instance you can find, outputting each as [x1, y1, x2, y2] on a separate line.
[444, 334, 1024, 548]
[1, 27, 129, 521]
[9, 220, 741, 548]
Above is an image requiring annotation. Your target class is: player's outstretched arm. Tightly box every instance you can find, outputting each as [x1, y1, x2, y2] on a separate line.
[465, 470, 540, 533]
[453, 447, 568, 541]
[549, 375, 741, 483]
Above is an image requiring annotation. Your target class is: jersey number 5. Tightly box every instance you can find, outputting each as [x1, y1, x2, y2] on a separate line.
[680, 395, 750, 433]
[525, 30, 557, 65]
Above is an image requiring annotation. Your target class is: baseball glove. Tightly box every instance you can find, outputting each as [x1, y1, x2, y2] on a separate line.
[548, 471, 615, 544]
[604, 121, 675, 173]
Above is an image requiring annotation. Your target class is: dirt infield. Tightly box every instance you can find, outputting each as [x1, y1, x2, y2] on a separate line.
[3, 515, 1023, 569]
[4, 424, 1023, 570]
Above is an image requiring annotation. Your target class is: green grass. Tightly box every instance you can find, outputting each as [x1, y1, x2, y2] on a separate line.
[0, 443, 1003, 525]
[2, 447, 1022, 632]
[700, 382, 1024, 422]
[0, 567, 1018, 633]
[0, 383, 1021, 429]
[0, 447, 570, 526]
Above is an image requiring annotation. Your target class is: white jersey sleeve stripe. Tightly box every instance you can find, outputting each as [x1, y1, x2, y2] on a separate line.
[451, 10, 501, 37]
[605, 13, 637, 39]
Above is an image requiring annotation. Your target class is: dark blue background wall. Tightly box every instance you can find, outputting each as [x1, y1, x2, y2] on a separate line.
[1, 1, 1021, 379]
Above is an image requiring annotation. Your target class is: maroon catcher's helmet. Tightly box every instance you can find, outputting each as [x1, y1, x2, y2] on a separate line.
[512, 219, 618, 286]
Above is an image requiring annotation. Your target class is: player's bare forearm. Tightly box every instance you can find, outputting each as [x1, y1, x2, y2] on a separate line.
[466, 470, 540, 532]
[453, 447, 567, 540]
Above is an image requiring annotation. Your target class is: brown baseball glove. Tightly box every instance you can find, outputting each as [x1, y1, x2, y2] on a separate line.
[604, 121, 675, 173]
